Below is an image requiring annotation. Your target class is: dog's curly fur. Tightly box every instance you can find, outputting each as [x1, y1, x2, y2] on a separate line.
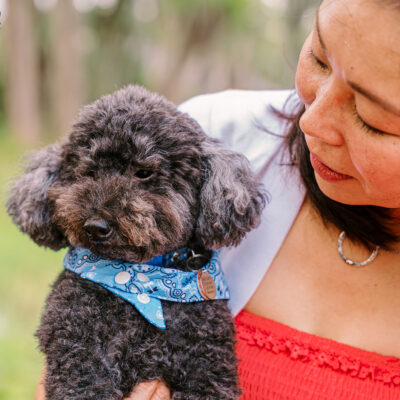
[7, 85, 266, 399]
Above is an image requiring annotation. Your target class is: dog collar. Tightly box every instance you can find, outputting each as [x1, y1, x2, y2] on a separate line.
[63, 246, 230, 329]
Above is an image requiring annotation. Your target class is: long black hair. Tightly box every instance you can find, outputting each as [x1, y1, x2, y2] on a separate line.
[275, 93, 397, 250]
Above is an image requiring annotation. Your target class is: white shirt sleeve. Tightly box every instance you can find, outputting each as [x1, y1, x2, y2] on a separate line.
[179, 89, 306, 316]
[178, 89, 293, 174]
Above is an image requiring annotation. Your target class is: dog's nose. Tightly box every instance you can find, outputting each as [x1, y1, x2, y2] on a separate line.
[83, 218, 112, 242]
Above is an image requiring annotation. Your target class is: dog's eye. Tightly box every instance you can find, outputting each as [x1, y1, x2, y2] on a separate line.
[135, 169, 153, 179]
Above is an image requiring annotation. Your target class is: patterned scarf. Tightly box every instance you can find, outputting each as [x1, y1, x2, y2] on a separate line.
[63, 246, 230, 329]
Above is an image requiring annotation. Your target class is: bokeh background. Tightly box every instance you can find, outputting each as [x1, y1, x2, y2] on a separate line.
[0, 0, 319, 398]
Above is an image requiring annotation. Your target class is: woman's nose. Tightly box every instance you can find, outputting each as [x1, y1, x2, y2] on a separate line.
[299, 84, 346, 147]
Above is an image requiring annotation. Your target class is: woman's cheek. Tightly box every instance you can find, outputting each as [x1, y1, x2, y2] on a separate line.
[352, 144, 400, 199]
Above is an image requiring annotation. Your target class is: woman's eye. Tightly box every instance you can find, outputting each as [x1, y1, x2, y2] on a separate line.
[135, 169, 153, 179]
[308, 49, 329, 71]
[352, 108, 385, 136]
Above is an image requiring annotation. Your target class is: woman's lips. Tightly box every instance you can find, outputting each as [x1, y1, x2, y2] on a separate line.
[310, 153, 352, 182]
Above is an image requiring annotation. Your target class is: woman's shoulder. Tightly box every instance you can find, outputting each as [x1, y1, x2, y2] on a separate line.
[178, 88, 294, 127]
[178, 89, 295, 173]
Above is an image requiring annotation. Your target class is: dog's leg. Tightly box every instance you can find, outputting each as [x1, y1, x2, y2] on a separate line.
[162, 302, 241, 400]
[42, 355, 124, 400]
[37, 271, 129, 400]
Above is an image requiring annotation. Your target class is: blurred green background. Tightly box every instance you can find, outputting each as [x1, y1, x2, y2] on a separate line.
[0, 0, 319, 398]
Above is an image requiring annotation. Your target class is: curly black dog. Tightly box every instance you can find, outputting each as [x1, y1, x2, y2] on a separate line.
[7, 85, 265, 400]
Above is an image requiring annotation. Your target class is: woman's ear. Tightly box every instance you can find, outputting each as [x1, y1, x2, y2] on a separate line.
[7, 144, 68, 250]
[196, 137, 267, 249]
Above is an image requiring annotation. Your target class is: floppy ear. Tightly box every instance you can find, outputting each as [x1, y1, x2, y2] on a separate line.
[7, 144, 68, 250]
[196, 137, 267, 249]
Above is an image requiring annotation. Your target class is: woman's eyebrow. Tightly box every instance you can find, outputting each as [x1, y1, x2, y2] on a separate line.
[315, 6, 400, 117]
[348, 81, 400, 117]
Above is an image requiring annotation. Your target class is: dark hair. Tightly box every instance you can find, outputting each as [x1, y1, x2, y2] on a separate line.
[275, 93, 398, 250]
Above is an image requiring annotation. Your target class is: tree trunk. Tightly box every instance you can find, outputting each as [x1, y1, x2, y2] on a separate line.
[4, 0, 41, 144]
[49, 0, 86, 138]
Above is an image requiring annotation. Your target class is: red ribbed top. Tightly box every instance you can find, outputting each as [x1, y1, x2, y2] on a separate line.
[234, 310, 400, 399]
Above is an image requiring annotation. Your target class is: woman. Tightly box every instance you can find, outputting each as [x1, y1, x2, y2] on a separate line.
[36, 0, 400, 398]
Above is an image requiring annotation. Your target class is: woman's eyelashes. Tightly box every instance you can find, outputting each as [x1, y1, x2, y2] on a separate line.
[351, 108, 386, 136]
[308, 48, 329, 71]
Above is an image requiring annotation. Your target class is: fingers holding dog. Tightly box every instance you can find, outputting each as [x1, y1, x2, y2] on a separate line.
[126, 380, 170, 400]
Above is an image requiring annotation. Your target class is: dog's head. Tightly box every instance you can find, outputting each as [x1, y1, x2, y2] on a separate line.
[7, 85, 266, 263]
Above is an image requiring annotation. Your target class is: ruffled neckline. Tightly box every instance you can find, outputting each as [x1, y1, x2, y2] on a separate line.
[235, 310, 400, 386]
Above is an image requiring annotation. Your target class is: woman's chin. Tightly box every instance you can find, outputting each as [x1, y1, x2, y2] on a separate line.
[315, 175, 400, 209]
[314, 174, 364, 206]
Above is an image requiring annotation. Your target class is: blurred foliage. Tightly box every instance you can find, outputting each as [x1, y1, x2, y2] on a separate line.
[0, 0, 319, 142]
[0, 134, 63, 399]
[0, 0, 320, 397]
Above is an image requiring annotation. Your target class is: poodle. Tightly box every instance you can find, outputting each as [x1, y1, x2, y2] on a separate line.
[7, 85, 266, 400]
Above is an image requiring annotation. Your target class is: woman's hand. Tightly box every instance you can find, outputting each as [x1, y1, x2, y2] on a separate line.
[34, 367, 171, 400]
[126, 380, 171, 400]
[34, 368, 46, 400]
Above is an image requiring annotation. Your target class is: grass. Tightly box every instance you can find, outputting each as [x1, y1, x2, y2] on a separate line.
[0, 135, 64, 400]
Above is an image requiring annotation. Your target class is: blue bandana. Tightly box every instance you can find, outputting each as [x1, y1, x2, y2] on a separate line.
[63, 247, 230, 329]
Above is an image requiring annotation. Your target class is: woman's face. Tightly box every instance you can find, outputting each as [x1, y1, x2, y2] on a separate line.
[296, 0, 400, 209]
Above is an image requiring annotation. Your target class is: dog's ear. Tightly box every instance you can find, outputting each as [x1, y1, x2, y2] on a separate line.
[196, 137, 267, 249]
[7, 144, 68, 250]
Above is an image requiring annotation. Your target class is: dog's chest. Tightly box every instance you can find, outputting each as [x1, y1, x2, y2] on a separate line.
[41, 270, 234, 349]
[37, 270, 239, 399]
